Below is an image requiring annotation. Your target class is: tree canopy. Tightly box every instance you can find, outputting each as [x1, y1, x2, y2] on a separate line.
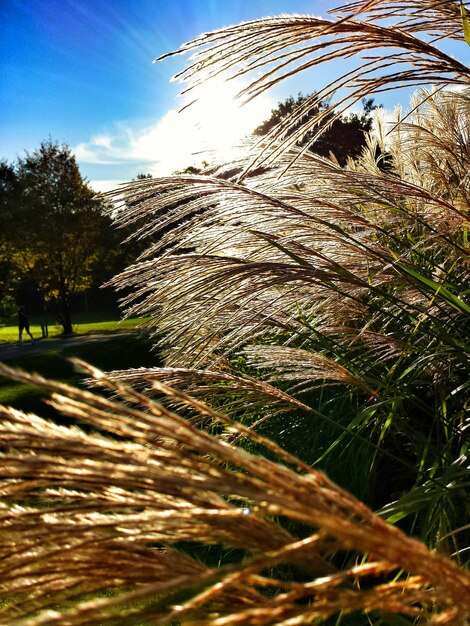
[254, 93, 376, 166]
[1, 141, 113, 334]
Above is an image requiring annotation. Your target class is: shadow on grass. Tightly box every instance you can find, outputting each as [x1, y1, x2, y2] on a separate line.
[0, 333, 160, 420]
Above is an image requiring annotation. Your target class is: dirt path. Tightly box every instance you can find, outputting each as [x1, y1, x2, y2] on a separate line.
[0, 332, 134, 363]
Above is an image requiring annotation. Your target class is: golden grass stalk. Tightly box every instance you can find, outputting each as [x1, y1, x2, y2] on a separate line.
[106, 87, 469, 555]
[0, 361, 469, 625]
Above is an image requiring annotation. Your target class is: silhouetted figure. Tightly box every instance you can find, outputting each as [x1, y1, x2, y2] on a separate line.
[18, 307, 34, 344]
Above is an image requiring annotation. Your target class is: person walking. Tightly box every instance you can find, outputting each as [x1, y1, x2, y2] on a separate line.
[18, 307, 34, 345]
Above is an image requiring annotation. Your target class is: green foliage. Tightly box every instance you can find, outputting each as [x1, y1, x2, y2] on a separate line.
[0, 162, 21, 322]
[461, 0, 470, 44]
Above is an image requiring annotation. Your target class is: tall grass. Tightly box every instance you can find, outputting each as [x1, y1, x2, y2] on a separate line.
[0, 0, 469, 623]
[107, 2, 470, 556]
[0, 361, 469, 624]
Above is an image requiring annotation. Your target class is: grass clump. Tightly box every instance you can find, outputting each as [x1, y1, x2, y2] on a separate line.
[110, 66, 469, 566]
[0, 361, 469, 625]
[0, 0, 469, 623]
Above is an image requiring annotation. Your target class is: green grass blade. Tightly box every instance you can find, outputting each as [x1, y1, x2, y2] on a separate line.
[396, 261, 470, 316]
[460, 0, 470, 45]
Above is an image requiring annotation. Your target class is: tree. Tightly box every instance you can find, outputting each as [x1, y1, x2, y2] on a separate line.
[254, 93, 376, 166]
[4, 141, 110, 334]
[0, 161, 22, 323]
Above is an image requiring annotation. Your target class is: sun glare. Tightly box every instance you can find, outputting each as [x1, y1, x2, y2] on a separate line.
[79, 78, 275, 186]
[140, 78, 274, 173]
[187, 79, 272, 159]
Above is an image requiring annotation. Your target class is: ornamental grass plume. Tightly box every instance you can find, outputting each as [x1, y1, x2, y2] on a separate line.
[108, 0, 470, 561]
[1, 1, 469, 623]
[0, 360, 469, 625]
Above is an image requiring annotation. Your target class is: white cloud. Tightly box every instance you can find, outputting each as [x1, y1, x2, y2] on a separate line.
[89, 179, 127, 193]
[75, 79, 275, 178]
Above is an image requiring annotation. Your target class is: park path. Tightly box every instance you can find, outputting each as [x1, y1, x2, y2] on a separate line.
[0, 332, 134, 363]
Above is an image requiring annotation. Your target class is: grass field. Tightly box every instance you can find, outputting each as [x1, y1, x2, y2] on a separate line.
[0, 313, 149, 344]
[0, 315, 158, 416]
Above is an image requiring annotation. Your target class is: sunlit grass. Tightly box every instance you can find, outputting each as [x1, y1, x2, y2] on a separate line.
[0, 361, 469, 624]
[0, 1, 469, 623]
[0, 316, 149, 344]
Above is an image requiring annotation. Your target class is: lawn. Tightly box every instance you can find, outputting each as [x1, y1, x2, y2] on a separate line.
[0, 315, 159, 416]
[0, 313, 149, 344]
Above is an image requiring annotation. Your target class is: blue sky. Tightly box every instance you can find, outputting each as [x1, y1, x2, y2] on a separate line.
[1, 1, 465, 190]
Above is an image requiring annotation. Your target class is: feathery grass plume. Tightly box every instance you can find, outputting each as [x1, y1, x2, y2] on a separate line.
[155, 0, 469, 176]
[103, 366, 312, 427]
[0, 361, 470, 625]
[331, 0, 465, 39]
[107, 0, 470, 558]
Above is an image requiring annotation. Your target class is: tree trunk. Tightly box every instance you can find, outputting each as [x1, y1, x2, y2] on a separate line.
[61, 298, 73, 335]
[41, 297, 49, 337]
